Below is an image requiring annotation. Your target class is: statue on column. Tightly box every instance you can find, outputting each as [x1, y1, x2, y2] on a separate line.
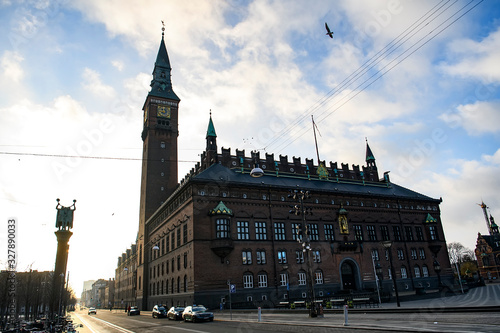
[55, 199, 76, 230]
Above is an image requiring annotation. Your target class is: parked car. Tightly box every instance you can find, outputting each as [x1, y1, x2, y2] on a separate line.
[128, 306, 140, 316]
[152, 305, 167, 318]
[88, 307, 96, 315]
[182, 306, 214, 322]
[167, 306, 185, 320]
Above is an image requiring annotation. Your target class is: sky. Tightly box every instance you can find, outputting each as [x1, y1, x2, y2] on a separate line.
[1, 0, 499, 297]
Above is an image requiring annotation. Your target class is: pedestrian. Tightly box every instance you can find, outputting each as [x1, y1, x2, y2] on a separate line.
[128, 305, 131, 313]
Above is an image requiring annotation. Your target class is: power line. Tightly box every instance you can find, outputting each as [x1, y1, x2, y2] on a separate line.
[265, 0, 482, 155]
[0, 151, 199, 163]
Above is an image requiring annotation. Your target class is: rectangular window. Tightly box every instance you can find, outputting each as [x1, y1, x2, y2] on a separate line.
[280, 273, 288, 286]
[415, 226, 424, 241]
[419, 248, 426, 260]
[216, 218, 230, 239]
[315, 271, 323, 284]
[367, 225, 377, 241]
[313, 250, 321, 263]
[243, 274, 253, 288]
[177, 228, 181, 248]
[256, 250, 266, 264]
[292, 223, 302, 241]
[397, 249, 404, 260]
[385, 249, 389, 261]
[324, 224, 335, 241]
[298, 272, 306, 286]
[183, 225, 188, 244]
[411, 248, 417, 260]
[242, 251, 252, 265]
[237, 221, 249, 240]
[309, 223, 319, 241]
[274, 222, 286, 240]
[258, 274, 267, 288]
[255, 222, 267, 240]
[296, 250, 304, 264]
[405, 226, 414, 241]
[380, 226, 390, 241]
[429, 226, 438, 240]
[278, 250, 287, 264]
[161, 238, 165, 255]
[354, 225, 363, 241]
[393, 226, 402, 241]
[388, 268, 392, 280]
[371, 249, 379, 261]
[166, 233, 170, 253]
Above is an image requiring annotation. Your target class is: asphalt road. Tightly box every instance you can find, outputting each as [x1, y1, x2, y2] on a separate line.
[68, 285, 500, 333]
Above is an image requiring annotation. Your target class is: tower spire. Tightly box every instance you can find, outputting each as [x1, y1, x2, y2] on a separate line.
[365, 138, 376, 168]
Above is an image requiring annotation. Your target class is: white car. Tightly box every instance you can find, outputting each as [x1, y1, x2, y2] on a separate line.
[88, 307, 97, 315]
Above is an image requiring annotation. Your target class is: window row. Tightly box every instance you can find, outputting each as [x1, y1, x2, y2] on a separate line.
[217, 218, 437, 242]
[150, 275, 188, 296]
[371, 247, 426, 261]
[243, 270, 324, 288]
[151, 224, 188, 260]
[150, 252, 188, 279]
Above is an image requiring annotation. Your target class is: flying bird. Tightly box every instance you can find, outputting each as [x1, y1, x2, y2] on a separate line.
[325, 22, 334, 38]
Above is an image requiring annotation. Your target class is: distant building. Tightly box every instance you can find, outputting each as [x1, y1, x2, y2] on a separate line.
[475, 202, 500, 281]
[117, 31, 453, 311]
[114, 244, 137, 309]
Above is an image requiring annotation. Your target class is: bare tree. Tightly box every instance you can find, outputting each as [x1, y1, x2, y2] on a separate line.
[447, 242, 472, 265]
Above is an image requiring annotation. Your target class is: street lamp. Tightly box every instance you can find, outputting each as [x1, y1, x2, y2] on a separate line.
[433, 260, 442, 289]
[289, 189, 317, 318]
[381, 241, 400, 307]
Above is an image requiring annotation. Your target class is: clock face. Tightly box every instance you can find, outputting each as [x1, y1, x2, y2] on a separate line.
[157, 106, 171, 118]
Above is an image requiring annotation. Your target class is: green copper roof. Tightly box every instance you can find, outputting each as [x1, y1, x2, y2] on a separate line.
[206, 115, 217, 138]
[425, 213, 437, 223]
[366, 142, 376, 161]
[148, 37, 180, 101]
[209, 201, 233, 216]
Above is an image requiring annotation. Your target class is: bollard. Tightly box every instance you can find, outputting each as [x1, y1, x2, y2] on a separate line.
[343, 304, 349, 326]
[258, 306, 261, 322]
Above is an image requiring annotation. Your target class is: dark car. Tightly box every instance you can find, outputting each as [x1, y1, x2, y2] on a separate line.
[182, 306, 214, 322]
[152, 305, 167, 318]
[128, 306, 140, 316]
[167, 306, 185, 320]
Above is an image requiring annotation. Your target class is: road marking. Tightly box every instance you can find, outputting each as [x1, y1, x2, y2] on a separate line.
[73, 313, 100, 333]
[88, 316, 136, 333]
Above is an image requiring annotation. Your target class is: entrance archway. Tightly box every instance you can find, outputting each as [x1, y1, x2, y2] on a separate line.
[340, 260, 359, 290]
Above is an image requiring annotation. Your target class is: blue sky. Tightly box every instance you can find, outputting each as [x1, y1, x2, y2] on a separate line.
[1, 0, 499, 296]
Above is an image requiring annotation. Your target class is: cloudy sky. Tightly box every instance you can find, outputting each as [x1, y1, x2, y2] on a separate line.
[1, 0, 499, 296]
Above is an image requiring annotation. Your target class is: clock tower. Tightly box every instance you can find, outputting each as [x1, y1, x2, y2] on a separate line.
[136, 29, 180, 309]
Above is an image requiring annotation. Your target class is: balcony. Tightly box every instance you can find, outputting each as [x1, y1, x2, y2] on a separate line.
[210, 238, 234, 259]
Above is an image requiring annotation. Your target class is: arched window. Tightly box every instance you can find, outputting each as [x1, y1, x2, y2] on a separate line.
[184, 275, 188, 292]
[315, 269, 324, 284]
[258, 272, 268, 288]
[171, 278, 174, 293]
[165, 279, 169, 294]
[401, 266, 408, 279]
[422, 265, 429, 277]
[243, 272, 253, 288]
[414, 265, 421, 278]
[177, 276, 180, 293]
[298, 270, 307, 285]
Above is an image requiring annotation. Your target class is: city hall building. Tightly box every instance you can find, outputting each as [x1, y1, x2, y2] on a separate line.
[116, 32, 452, 311]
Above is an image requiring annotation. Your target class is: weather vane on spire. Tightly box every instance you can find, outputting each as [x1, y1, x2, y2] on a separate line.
[161, 20, 165, 37]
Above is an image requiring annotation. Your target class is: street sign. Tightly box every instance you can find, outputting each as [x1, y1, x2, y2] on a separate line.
[230, 284, 236, 293]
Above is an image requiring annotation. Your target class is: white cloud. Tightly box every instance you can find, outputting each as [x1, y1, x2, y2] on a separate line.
[1, 51, 24, 82]
[112, 60, 124, 71]
[440, 100, 500, 135]
[82, 68, 116, 98]
[441, 27, 500, 84]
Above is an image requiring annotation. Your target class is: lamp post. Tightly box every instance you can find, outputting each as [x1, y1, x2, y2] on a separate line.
[381, 241, 400, 307]
[289, 189, 317, 317]
[433, 260, 442, 289]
